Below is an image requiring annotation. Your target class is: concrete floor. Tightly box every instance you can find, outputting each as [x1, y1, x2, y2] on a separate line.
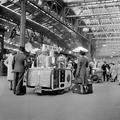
[0, 77, 120, 120]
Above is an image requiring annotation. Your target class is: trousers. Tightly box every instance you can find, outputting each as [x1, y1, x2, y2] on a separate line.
[13, 72, 24, 95]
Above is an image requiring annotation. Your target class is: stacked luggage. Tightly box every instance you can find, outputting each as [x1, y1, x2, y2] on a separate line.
[72, 79, 93, 94]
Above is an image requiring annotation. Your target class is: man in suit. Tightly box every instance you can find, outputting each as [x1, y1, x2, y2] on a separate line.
[12, 46, 26, 95]
[101, 61, 110, 82]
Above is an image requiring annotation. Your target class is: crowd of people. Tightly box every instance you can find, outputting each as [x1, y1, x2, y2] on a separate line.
[3, 46, 120, 96]
[101, 61, 120, 84]
[89, 60, 120, 84]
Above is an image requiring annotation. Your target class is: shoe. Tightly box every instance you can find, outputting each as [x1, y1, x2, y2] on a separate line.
[10, 88, 12, 91]
[13, 91, 16, 94]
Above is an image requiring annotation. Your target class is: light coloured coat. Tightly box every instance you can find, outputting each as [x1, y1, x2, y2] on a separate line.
[116, 63, 120, 82]
[110, 64, 117, 80]
[4, 54, 14, 81]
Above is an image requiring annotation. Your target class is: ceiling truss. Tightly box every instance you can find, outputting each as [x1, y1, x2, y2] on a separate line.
[64, 0, 120, 57]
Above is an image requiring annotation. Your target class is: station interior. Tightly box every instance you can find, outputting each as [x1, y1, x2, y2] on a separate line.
[0, 0, 120, 120]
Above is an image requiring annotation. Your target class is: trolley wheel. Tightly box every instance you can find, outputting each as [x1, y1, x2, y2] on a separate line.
[64, 87, 71, 92]
[35, 88, 43, 95]
[57, 89, 65, 94]
[91, 75, 99, 83]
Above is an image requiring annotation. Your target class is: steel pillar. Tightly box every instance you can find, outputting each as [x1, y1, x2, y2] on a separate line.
[0, 25, 7, 76]
[20, 0, 26, 47]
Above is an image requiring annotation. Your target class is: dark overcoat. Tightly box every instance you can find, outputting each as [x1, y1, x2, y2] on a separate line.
[12, 53, 26, 73]
[12, 52, 26, 95]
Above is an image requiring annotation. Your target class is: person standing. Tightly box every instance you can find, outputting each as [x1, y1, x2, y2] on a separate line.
[116, 62, 120, 85]
[101, 61, 110, 82]
[110, 62, 117, 82]
[4, 52, 15, 90]
[72, 58, 77, 78]
[75, 50, 89, 88]
[12, 46, 26, 95]
[89, 61, 94, 77]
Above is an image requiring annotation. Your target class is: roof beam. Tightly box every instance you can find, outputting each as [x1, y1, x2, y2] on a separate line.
[93, 37, 120, 39]
[78, 23, 120, 28]
[65, 0, 119, 6]
[88, 32, 120, 35]
[66, 12, 120, 18]
[66, 1, 120, 8]
[82, 15, 120, 20]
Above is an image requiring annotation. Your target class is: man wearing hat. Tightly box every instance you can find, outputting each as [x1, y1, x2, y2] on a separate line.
[12, 46, 27, 95]
[101, 61, 110, 82]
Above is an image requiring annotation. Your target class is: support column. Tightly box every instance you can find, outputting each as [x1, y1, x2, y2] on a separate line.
[20, 0, 26, 48]
[89, 39, 92, 60]
[88, 33, 93, 60]
[0, 25, 6, 76]
[0, 30, 4, 61]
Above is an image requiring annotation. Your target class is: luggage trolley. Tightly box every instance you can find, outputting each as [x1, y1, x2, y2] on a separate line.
[91, 68, 103, 83]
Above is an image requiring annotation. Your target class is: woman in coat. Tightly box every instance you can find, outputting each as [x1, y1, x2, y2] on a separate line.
[116, 62, 120, 85]
[110, 63, 117, 82]
[4, 52, 15, 90]
[75, 50, 89, 87]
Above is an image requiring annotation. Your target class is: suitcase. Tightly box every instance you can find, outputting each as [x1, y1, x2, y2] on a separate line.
[72, 84, 81, 94]
[72, 84, 87, 94]
[87, 83, 93, 94]
[87, 79, 93, 94]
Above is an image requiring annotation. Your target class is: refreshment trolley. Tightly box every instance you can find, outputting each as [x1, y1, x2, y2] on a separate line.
[26, 67, 72, 94]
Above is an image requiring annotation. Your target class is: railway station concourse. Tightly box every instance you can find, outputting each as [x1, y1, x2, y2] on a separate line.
[0, 0, 120, 120]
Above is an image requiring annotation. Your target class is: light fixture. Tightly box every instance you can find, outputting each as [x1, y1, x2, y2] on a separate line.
[111, 56, 113, 58]
[69, 51, 72, 54]
[38, 0, 42, 5]
[82, 27, 89, 32]
[102, 44, 107, 47]
[112, 51, 116, 54]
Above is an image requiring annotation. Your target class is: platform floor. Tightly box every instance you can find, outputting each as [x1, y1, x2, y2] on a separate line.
[0, 77, 120, 120]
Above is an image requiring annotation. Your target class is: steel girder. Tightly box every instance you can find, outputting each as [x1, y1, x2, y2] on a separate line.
[27, 0, 90, 48]
[65, 1, 120, 35]
[0, 0, 90, 50]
